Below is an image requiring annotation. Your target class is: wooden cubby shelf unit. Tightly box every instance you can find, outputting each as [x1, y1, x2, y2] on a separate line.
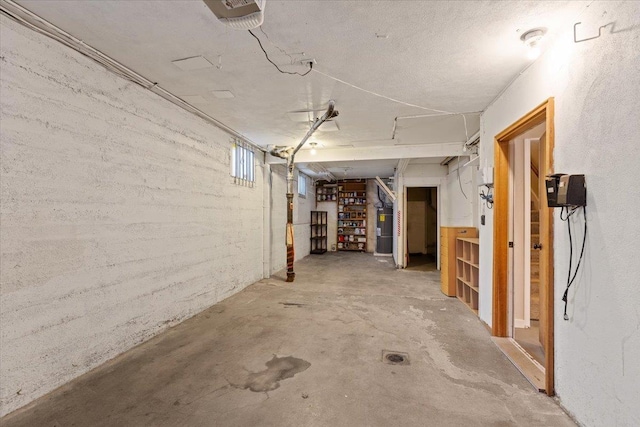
[456, 237, 480, 315]
[337, 179, 367, 251]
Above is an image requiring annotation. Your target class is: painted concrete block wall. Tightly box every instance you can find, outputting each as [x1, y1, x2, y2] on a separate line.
[479, 2, 640, 425]
[443, 158, 476, 227]
[0, 17, 266, 416]
[317, 200, 337, 252]
[269, 165, 287, 274]
[294, 170, 314, 259]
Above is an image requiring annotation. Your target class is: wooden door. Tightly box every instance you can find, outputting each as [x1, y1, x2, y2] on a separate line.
[407, 200, 426, 254]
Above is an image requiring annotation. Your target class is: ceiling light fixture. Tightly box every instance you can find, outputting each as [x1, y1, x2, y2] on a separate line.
[309, 142, 318, 155]
[521, 28, 546, 60]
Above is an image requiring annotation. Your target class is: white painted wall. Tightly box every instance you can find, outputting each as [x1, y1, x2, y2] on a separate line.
[294, 170, 314, 259]
[479, 2, 640, 425]
[267, 166, 313, 274]
[443, 157, 477, 227]
[0, 16, 291, 416]
[404, 163, 448, 181]
[316, 199, 337, 251]
[268, 165, 287, 274]
[426, 187, 438, 255]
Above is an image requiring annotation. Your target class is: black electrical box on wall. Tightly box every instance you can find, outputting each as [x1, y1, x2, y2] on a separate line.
[545, 174, 564, 207]
[558, 174, 587, 206]
[545, 174, 587, 207]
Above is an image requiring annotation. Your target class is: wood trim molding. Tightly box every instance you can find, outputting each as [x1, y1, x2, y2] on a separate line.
[543, 98, 555, 395]
[494, 100, 548, 142]
[492, 137, 509, 337]
[492, 97, 555, 395]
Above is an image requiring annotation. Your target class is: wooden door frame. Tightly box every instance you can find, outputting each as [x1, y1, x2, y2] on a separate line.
[492, 98, 555, 395]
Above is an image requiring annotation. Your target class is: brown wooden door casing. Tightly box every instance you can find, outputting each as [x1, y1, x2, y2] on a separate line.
[492, 98, 555, 395]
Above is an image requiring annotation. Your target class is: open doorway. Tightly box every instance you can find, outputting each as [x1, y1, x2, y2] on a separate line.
[510, 123, 546, 367]
[492, 98, 555, 395]
[406, 187, 438, 271]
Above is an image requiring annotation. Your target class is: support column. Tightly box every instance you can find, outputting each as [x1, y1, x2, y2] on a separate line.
[286, 192, 295, 282]
[286, 161, 295, 282]
[270, 100, 338, 284]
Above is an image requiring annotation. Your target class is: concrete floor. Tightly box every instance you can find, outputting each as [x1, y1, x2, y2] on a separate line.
[405, 253, 437, 272]
[2, 253, 575, 427]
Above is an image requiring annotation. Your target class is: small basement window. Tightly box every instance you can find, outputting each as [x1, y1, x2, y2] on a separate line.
[298, 173, 307, 197]
[231, 140, 255, 187]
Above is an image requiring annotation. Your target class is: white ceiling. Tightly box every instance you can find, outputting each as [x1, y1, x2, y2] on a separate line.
[298, 158, 409, 180]
[16, 0, 589, 178]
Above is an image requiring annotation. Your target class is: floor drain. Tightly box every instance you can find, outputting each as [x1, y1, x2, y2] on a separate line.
[382, 350, 410, 365]
[386, 354, 405, 363]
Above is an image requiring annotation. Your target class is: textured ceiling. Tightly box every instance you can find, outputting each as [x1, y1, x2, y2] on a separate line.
[16, 0, 589, 177]
[298, 159, 408, 180]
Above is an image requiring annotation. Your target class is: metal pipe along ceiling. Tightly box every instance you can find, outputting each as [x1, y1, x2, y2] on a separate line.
[282, 100, 339, 282]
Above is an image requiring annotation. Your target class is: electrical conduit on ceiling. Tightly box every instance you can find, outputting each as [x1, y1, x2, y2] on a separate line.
[311, 68, 481, 142]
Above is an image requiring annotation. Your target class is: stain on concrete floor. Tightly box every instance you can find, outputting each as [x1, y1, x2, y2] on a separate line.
[233, 355, 311, 392]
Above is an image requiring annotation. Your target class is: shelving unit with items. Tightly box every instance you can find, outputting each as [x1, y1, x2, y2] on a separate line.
[455, 237, 480, 314]
[440, 227, 477, 296]
[316, 182, 337, 202]
[337, 180, 367, 251]
[310, 211, 328, 254]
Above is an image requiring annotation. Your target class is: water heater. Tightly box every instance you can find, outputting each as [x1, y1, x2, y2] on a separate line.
[376, 207, 393, 254]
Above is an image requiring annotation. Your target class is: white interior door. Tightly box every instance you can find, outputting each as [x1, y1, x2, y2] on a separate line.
[511, 138, 530, 330]
[523, 138, 532, 328]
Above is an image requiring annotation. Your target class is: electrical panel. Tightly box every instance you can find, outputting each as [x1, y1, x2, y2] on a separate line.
[476, 166, 494, 187]
[545, 174, 586, 207]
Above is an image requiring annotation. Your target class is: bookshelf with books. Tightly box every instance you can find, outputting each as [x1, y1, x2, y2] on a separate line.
[316, 182, 337, 202]
[337, 180, 367, 251]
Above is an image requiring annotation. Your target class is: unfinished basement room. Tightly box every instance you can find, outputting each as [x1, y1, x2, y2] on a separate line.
[1, 1, 638, 426]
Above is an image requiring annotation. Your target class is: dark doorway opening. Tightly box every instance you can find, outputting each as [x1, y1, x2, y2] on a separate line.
[406, 187, 438, 271]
